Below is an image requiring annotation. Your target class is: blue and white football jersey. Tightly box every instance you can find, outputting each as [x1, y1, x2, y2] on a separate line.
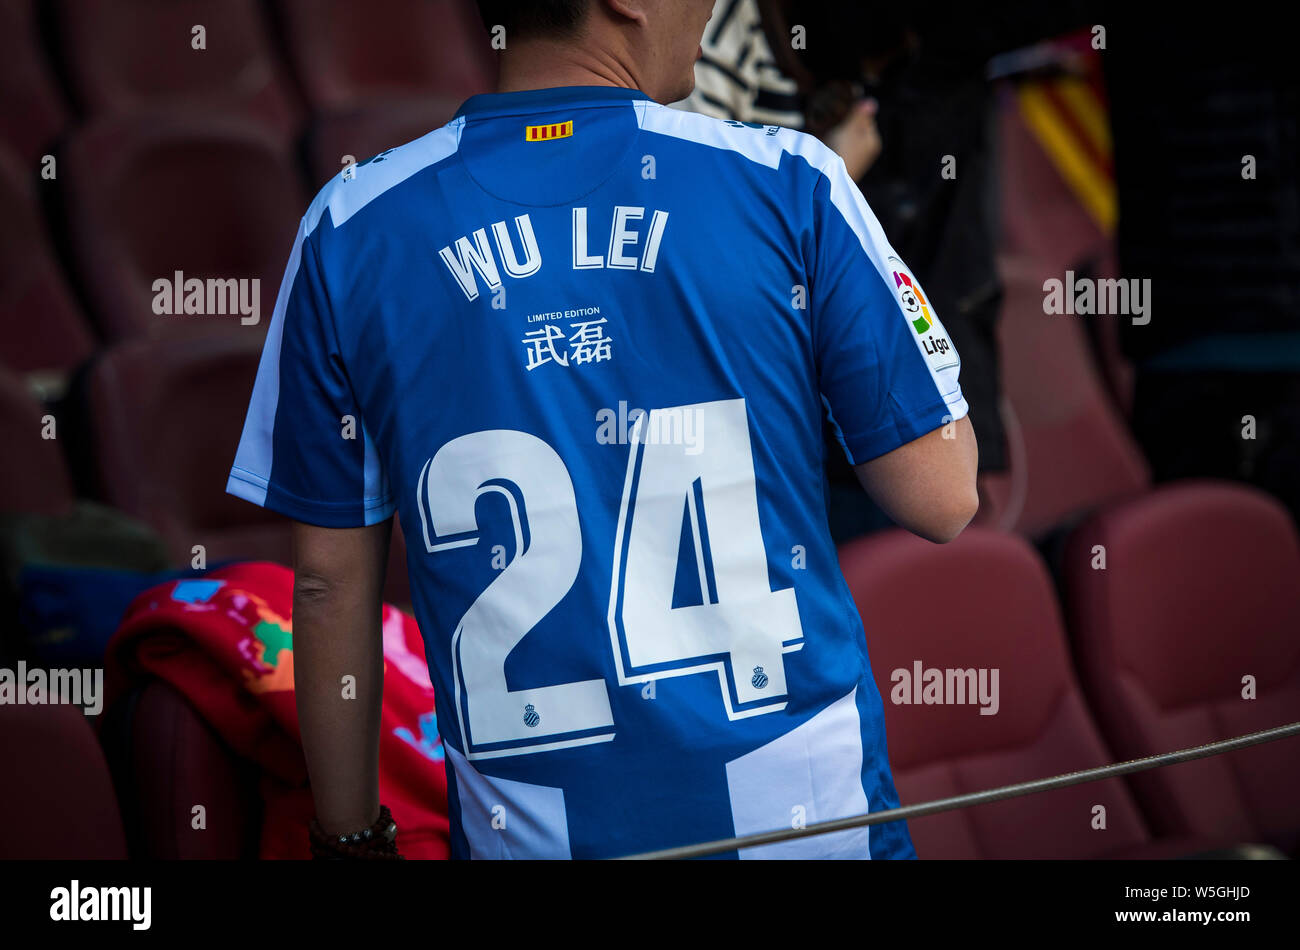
[229, 85, 967, 859]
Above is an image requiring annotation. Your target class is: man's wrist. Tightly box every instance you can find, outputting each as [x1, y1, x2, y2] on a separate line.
[316, 804, 382, 838]
[309, 804, 403, 860]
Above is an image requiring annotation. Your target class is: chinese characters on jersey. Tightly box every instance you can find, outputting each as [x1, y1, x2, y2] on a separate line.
[523, 317, 613, 371]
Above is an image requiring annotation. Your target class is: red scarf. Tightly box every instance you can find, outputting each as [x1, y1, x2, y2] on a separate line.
[104, 561, 450, 859]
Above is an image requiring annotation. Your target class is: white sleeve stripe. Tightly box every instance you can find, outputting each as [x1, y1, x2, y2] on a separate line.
[229, 220, 304, 505]
[362, 421, 395, 525]
[305, 118, 464, 232]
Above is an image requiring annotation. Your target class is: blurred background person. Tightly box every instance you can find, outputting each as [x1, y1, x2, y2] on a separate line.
[677, 0, 1046, 539]
[678, 0, 882, 182]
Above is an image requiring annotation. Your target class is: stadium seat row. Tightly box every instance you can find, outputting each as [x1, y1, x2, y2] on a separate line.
[0, 108, 468, 362]
[0, 0, 494, 162]
[0, 336, 414, 606]
[842, 497, 1300, 858]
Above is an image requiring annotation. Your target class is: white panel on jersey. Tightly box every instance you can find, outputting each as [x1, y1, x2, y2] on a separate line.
[446, 745, 572, 859]
[725, 687, 872, 859]
[319, 119, 465, 229]
[226, 217, 302, 507]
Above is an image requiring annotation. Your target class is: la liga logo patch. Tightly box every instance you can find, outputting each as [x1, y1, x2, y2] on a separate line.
[888, 256, 959, 374]
[891, 262, 933, 336]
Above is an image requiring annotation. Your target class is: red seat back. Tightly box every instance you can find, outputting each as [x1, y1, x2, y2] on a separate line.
[0, 0, 71, 161]
[0, 368, 76, 515]
[840, 527, 1152, 857]
[276, 0, 494, 111]
[117, 679, 260, 858]
[981, 93, 1149, 535]
[0, 702, 128, 858]
[0, 145, 96, 375]
[88, 331, 414, 599]
[56, 0, 303, 141]
[63, 115, 304, 341]
[89, 331, 290, 567]
[1064, 482, 1300, 849]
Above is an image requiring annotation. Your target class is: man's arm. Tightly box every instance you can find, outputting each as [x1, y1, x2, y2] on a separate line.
[854, 415, 979, 543]
[291, 518, 392, 835]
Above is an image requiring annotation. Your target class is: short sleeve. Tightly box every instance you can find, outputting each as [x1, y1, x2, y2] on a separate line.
[226, 218, 394, 527]
[809, 155, 969, 464]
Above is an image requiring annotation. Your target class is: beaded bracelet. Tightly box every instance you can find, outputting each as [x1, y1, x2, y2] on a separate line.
[308, 804, 404, 860]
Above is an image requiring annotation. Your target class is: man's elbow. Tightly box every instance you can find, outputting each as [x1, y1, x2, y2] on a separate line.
[293, 568, 340, 608]
[913, 486, 979, 544]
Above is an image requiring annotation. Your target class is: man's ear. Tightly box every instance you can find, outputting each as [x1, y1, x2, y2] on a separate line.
[603, 0, 649, 27]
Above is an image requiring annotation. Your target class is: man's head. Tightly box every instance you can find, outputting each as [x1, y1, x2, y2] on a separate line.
[477, 0, 713, 104]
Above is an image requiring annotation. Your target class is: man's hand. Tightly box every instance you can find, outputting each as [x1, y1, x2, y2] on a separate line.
[291, 518, 392, 835]
[824, 98, 883, 182]
[854, 415, 979, 543]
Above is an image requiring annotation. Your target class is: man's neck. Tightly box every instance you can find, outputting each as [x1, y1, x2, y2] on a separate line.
[495, 38, 646, 97]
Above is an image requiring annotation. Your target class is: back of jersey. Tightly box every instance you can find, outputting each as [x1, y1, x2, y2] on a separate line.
[230, 85, 966, 859]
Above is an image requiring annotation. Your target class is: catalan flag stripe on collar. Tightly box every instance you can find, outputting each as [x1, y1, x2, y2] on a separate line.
[525, 120, 573, 141]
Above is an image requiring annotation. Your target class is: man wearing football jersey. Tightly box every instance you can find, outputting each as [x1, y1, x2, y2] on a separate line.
[229, 0, 978, 859]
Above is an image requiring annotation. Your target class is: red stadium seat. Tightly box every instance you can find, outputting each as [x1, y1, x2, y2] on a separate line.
[1063, 482, 1300, 854]
[978, 93, 1149, 536]
[840, 527, 1183, 858]
[0, 368, 76, 515]
[102, 678, 260, 859]
[0, 0, 71, 162]
[276, 0, 494, 113]
[305, 99, 463, 188]
[55, 0, 303, 142]
[386, 519, 413, 609]
[0, 145, 96, 375]
[979, 257, 1150, 536]
[86, 332, 413, 602]
[0, 701, 129, 858]
[88, 331, 290, 567]
[62, 114, 305, 341]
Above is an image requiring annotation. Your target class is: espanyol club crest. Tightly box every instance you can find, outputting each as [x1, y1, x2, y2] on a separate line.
[752, 666, 769, 689]
[523, 704, 540, 728]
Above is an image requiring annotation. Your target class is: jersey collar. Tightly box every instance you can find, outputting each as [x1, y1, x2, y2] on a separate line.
[455, 85, 653, 119]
